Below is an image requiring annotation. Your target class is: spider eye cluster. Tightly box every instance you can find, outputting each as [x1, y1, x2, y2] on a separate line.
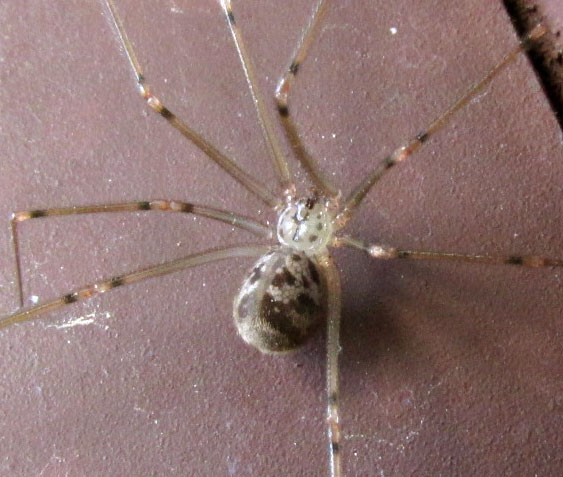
[277, 197, 334, 252]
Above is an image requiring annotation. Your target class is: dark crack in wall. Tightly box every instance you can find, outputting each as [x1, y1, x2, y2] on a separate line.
[504, 0, 563, 129]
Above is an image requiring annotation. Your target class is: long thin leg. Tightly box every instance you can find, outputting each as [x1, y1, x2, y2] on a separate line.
[10, 199, 273, 307]
[221, 0, 295, 198]
[338, 24, 547, 225]
[103, 0, 277, 208]
[338, 236, 563, 268]
[10, 219, 24, 308]
[275, 0, 338, 198]
[0, 244, 272, 331]
[318, 254, 342, 477]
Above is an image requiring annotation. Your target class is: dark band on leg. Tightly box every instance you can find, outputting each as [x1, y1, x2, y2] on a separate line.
[328, 392, 338, 406]
[226, 10, 235, 25]
[506, 256, 523, 265]
[277, 103, 289, 117]
[109, 276, 124, 289]
[289, 61, 300, 75]
[159, 107, 174, 120]
[63, 293, 78, 304]
[180, 203, 194, 213]
[29, 210, 47, 219]
[383, 156, 396, 169]
[416, 131, 429, 143]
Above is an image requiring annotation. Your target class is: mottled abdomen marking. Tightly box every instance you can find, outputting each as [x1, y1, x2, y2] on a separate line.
[233, 249, 326, 354]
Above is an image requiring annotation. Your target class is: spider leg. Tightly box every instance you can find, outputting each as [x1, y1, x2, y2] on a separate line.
[10, 200, 273, 308]
[337, 236, 563, 268]
[274, 0, 338, 197]
[338, 24, 547, 225]
[318, 254, 342, 477]
[1, 244, 272, 331]
[221, 0, 295, 198]
[103, 0, 277, 208]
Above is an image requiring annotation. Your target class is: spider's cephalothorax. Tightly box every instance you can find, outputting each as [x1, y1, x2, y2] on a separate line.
[233, 195, 335, 354]
[277, 195, 336, 252]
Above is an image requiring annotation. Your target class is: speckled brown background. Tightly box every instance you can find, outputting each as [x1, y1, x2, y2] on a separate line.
[1, 1, 562, 476]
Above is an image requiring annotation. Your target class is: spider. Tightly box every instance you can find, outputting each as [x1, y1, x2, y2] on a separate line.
[1, 1, 562, 475]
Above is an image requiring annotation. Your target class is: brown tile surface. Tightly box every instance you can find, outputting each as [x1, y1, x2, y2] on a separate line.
[1, 1, 562, 476]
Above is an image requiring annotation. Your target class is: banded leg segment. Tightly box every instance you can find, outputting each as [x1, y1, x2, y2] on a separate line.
[275, 0, 338, 197]
[275, 0, 337, 197]
[103, 0, 277, 207]
[339, 236, 563, 268]
[338, 24, 547, 224]
[0, 245, 272, 331]
[221, 0, 294, 197]
[10, 200, 273, 307]
[318, 254, 342, 477]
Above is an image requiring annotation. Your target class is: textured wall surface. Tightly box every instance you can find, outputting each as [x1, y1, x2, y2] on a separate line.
[1, 1, 562, 476]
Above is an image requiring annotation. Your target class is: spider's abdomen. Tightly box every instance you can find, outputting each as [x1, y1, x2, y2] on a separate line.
[233, 249, 326, 354]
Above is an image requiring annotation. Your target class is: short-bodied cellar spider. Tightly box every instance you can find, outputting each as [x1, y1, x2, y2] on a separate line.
[1, 1, 562, 475]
